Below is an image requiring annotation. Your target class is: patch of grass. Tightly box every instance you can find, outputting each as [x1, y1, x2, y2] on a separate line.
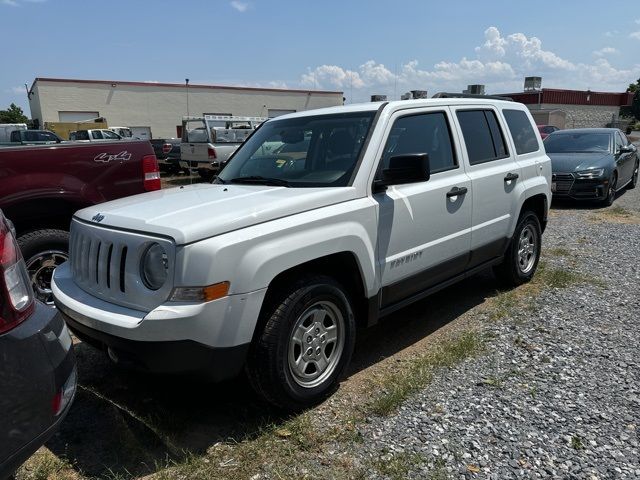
[589, 205, 640, 224]
[367, 331, 484, 416]
[606, 205, 631, 217]
[545, 247, 571, 257]
[17, 449, 77, 480]
[571, 435, 584, 450]
[371, 451, 425, 480]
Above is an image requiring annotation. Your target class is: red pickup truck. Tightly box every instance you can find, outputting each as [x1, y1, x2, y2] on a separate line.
[0, 140, 160, 305]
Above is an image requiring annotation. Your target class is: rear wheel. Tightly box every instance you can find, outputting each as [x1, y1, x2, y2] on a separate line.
[628, 161, 638, 190]
[246, 275, 356, 410]
[17, 229, 69, 306]
[493, 211, 542, 287]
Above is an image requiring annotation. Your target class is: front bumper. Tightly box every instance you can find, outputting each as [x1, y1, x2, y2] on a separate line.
[59, 310, 249, 379]
[52, 262, 266, 376]
[551, 173, 609, 200]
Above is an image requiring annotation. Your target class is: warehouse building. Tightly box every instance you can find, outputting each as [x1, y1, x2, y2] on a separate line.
[498, 87, 633, 129]
[27, 77, 344, 139]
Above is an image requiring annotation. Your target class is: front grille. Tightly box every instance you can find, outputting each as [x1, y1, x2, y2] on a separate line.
[552, 173, 574, 194]
[69, 218, 175, 312]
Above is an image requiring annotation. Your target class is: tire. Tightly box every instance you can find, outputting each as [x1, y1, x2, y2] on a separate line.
[17, 229, 69, 306]
[493, 211, 542, 287]
[627, 161, 638, 190]
[246, 275, 356, 411]
[602, 171, 617, 206]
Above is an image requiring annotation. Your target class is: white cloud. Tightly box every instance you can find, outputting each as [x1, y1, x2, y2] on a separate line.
[1, 0, 46, 5]
[593, 47, 618, 57]
[298, 26, 640, 101]
[635, 18, 640, 25]
[630, 31, 640, 40]
[230, 1, 248, 12]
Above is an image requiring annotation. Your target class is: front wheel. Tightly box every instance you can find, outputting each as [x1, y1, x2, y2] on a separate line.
[628, 161, 638, 190]
[246, 275, 356, 410]
[493, 211, 542, 287]
[602, 172, 617, 206]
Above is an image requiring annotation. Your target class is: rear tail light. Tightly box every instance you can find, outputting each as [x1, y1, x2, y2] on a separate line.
[162, 143, 172, 155]
[208, 147, 217, 160]
[142, 154, 161, 191]
[0, 214, 34, 334]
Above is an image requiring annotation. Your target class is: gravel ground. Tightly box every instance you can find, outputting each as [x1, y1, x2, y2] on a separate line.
[356, 186, 640, 478]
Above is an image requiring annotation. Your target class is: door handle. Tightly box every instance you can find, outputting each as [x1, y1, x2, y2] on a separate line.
[446, 186, 468, 198]
[504, 172, 519, 181]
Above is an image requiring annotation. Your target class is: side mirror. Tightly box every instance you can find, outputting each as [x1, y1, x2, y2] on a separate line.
[619, 145, 634, 154]
[374, 153, 430, 192]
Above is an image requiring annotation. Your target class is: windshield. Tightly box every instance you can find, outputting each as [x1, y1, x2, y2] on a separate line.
[217, 111, 376, 187]
[544, 133, 611, 153]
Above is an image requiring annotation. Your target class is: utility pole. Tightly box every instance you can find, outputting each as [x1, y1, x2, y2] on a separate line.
[185, 78, 190, 116]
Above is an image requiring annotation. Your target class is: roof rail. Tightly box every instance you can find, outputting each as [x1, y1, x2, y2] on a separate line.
[182, 115, 268, 122]
[432, 92, 513, 101]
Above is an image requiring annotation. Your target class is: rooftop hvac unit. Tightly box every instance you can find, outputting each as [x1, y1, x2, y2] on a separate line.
[371, 95, 387, 102]
[524, 77, 542, 91]
[466, 84, 485, 95]
[401, 92, 412, 100]
[411, 90, 428, 99]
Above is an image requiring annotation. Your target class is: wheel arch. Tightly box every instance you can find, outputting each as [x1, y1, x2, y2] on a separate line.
[260, 252, 370, 330]
[519, 193, 548, 233]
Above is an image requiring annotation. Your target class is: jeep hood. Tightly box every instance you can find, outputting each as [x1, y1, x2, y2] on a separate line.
[74, 183, 358, 244]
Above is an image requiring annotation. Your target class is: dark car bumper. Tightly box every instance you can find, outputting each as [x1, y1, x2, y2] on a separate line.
[58, 310, 248, 381]
[551, 174, 610, 200]
[0, 303, 76, 479]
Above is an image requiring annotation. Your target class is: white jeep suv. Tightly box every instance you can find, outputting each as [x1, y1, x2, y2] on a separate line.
[52, 97, 551, 410]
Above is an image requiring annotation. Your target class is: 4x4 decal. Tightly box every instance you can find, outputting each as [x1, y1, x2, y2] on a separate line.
[94, 151, 132, 163]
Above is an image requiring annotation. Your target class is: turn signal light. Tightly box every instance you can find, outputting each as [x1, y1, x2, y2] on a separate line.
[169, 282, 230, 302]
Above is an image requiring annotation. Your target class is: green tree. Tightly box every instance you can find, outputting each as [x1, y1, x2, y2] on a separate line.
[0, 103, 29, 123]
[624, 79, 640, 121]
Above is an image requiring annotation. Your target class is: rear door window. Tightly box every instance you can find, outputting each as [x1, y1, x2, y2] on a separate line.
[456, 109, 508, 165]
[503, 109, 539, 155]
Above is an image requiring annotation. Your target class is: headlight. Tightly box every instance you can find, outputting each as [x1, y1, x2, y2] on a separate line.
[575, 168, 605, 179]
[141, 243, 168, 290]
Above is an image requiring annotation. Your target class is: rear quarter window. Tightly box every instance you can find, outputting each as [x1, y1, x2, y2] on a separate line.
[503, 109, 539, 155]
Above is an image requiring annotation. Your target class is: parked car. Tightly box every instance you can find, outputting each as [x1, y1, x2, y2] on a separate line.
[0, 129, 63, 146]
[52, 98, 551, 410]
[0, 209, 76, 479]
[544, 128, 638, 205]
[69, 129, 122, 141]
[537, 125, 559, 139]
[0, 123, 27, 143]
[0, 140, 161, 305]
[150, 138, 182, 174]
[109, 127, 133, 139]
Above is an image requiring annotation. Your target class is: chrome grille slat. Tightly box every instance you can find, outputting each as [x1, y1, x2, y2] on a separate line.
[68, 218, 176, 312]
[88, 239, 100, 286]
[97, 241, 111, 290]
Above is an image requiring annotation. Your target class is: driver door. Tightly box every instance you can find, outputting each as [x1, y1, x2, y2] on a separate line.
[374, 108, 472, 309]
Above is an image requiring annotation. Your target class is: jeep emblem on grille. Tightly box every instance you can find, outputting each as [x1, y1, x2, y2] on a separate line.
[92, 213, 105, 223]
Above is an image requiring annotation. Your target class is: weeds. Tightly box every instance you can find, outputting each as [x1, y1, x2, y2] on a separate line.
[367, 331, 484, 416]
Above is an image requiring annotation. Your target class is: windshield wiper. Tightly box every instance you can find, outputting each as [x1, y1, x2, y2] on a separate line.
[228, 176, 291, 187]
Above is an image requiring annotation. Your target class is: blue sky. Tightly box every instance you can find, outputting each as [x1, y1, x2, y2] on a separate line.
[2, 0, 640, 115]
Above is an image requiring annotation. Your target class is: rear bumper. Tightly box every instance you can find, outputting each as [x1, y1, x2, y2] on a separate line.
[0, 302, 76, 479]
